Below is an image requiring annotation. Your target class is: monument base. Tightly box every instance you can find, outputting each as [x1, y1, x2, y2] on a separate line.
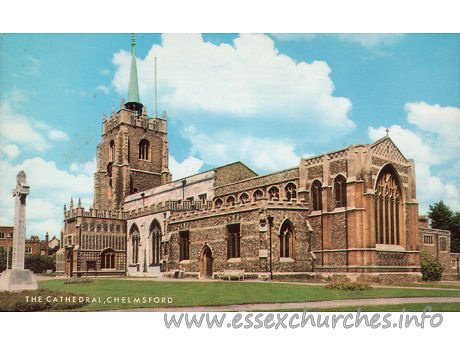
[0, 269, 38, 291]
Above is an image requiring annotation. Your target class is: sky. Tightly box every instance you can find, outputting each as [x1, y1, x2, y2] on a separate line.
[1, 33, 459, 240]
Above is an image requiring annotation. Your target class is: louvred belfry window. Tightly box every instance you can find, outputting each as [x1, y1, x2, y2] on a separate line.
[374, 165, 402, 245]
[139, 139, 149, 160]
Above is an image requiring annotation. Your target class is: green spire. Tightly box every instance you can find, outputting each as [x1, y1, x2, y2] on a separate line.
[128, 33, 140, 104]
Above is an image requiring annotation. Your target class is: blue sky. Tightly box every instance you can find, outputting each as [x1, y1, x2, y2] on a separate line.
[1, 33, 459, 239]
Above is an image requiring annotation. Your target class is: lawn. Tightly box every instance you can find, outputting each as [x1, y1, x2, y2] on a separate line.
[37, 279, 460, 311]
[274, 302, 460, 312]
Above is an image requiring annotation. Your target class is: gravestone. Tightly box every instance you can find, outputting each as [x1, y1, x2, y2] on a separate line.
[0, 171, 38, 291]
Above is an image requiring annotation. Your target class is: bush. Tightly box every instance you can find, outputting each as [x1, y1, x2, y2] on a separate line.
[420, 252, 444, 281]
[325, 281, 372, 291]
[0, 289, 88, 312]
[24, 254, 55, 273]
[64, 278, 92, 284]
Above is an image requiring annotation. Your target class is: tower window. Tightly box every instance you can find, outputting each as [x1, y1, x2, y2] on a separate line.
[109, 140, 115, 162]
[334, 175, 347, 208]
[139, 139, 149, 160]
[311, 180, 323, 211]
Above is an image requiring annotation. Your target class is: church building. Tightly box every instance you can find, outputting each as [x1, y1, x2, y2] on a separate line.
[57, 36, 428, 282]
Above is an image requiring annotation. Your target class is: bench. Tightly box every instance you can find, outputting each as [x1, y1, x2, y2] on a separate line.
[221, 269, 245, 281]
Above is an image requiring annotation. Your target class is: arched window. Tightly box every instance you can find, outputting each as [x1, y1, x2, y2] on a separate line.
[139, 139, 149, 160]
[109, 140, 115, 162]
[285, 183, 297, 201]
[311, 180, 322, 211]
[239, 193, 249, 204]
[226, 196, 236, 206]
[215, 198, 223, 209]
[374, 165, 402, 245]
[130, 225, 140, 264]
[107, 162, 113, 187]
[334, 175, 347, 208]
[101, 248, 115, 269]
[150, 220, 161, 266]
[280, 220, 294, 258]
[268, 186, 280, 201]
[253, 189, 263, 201]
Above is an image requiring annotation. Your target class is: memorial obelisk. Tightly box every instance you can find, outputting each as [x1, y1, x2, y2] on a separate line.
[0, 171, 38, 291]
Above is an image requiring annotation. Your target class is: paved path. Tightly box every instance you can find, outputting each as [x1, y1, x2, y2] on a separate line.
[106, 296, 460, 312]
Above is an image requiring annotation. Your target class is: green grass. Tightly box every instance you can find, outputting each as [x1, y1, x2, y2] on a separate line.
[272, 302, 460, 312]
[391, 282, 460, 290]
[37, 279, 460, 311]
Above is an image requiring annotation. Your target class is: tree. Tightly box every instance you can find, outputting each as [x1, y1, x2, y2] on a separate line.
[0, 247, 6, 272]
[428, 201, 453, 229]
[428, 201, 460, 253]
[24, 254, 55, 273]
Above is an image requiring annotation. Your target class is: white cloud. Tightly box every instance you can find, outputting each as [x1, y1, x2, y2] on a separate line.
[0, 144, 20, 160]
[48, 129, 70, 141]
[69, 157, 97, 176]
[26, 56, 40, 77]
[169, 155, 204, 180]
[101, 69, 111, 76]
[112, 33, 354, 133]
[271, 33, 404, 48]
[96, 85, 110, 95]
[0, 100, 70, 152]
[0, 101, 51, 152]
[369, 118, 460, 213]
[184, 125, 301, 173]
[0, 156, 95, 239]
[405, 102, 460, 159]
[271, 34, 317, 41]
[332, 34, 404, 48]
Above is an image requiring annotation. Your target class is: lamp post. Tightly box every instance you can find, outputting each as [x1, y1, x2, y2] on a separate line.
[267, 215, 274, 280]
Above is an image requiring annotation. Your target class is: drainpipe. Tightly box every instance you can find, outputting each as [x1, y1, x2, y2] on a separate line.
[436, 233, 439, 259]
[345, 204, 349, 273]
[267, 215, 274, 280]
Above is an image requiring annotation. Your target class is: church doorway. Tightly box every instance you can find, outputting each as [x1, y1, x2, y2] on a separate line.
[200, 246, 213, 279]
[65, 248, 73, 277]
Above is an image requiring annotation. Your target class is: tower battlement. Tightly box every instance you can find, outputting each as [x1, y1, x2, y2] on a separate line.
[102, 107, 167, 136]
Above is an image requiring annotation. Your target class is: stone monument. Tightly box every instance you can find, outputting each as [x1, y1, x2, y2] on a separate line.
[0, 171, 38, 291]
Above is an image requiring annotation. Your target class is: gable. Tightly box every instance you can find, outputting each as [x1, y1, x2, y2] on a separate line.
[370, 137, 408, 164]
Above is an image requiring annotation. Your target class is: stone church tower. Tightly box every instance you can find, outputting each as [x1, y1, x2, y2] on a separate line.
[94, 34, 171, 210]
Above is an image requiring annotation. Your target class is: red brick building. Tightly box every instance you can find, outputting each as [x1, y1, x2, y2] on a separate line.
[0, 226, 41, 268]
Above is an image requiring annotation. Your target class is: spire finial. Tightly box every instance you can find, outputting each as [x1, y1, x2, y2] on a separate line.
[126, 33, 143, 115]
[385, 128, 390, 137]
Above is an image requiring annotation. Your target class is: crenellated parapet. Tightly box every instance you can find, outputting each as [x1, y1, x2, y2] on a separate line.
[102, 106, 167, 136]
[64, 203, 126, 221]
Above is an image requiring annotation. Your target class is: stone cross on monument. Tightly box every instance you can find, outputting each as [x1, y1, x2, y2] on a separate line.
[0, 171, 38, 291]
